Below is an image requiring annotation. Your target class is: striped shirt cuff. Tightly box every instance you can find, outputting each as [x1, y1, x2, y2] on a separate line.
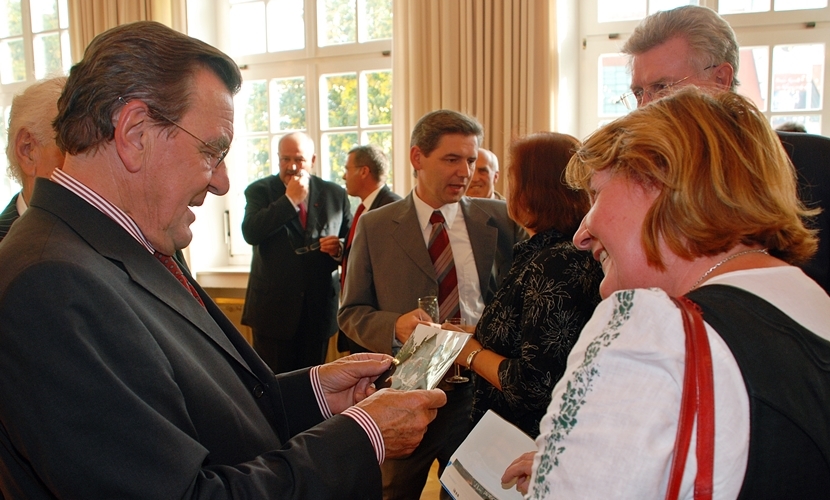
[309, 367, 385, 464]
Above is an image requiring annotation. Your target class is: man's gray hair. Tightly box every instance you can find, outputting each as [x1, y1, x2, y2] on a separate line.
[6, 76, 66, 185]
[622, 5, 740, 90]
[348, 144, 389, 182]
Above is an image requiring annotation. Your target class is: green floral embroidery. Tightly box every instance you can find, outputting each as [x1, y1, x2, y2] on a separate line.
[530, 290, 636, 498]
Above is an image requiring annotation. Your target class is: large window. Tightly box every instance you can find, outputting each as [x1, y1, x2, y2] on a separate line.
[0, 0, 71, 203]
[221, 0, 392, 262]
[580, 0, 830, 138]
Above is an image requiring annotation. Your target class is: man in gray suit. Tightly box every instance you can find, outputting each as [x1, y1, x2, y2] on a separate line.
[337, 143, 402, 353]
[0, 77, 65, 242]
[339, 110, 525, 499]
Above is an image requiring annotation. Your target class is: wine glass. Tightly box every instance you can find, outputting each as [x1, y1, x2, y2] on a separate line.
[417, 296, 439, 323]
[444, 317, 469, 383]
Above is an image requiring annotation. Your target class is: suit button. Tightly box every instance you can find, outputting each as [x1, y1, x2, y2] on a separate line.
[253, 384, 265, 398]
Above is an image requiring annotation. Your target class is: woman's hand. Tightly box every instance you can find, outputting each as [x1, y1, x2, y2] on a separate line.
[502, 451, 536, 495]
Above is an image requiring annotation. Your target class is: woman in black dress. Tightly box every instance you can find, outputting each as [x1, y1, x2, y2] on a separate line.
[457, 132, 603, 437]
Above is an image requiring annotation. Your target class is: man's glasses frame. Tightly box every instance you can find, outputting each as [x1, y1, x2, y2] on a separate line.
[117, 97, 229, 169]
[617, 64, 716, 110]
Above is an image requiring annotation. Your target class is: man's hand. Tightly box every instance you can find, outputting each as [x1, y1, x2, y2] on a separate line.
[394, 308, 434, 344]
[501, 451, 536, 495]
[318, 353, 395, 414]
[319, 235, 342, 258]
[285, 169, 310, 206]
[357, 388, 446, 459]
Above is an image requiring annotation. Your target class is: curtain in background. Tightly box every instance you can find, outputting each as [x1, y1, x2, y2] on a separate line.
[392, 0, 555, 195]
[68, 0, 186, 63]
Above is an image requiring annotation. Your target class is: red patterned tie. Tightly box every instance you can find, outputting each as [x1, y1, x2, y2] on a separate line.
[340, 203, 366, 291]
[298, 202, 308, 229]
[154, 252, 205, 307]
[428, 211, 460, 322]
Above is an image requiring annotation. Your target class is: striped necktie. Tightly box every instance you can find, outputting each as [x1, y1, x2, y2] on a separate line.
[155, 251, 205, 307]
[428, 210, 460, 322]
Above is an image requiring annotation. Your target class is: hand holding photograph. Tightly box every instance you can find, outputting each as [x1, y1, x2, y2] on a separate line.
[375, 324, 471, 390]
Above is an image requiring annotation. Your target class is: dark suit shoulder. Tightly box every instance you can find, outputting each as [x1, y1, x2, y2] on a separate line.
[0, 193, 20, 242]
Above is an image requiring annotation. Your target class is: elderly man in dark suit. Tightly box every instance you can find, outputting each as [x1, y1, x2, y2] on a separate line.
[0, 77, 65, 242]
[620, 5, 830, 293]
[339, 110, 525, 499]
[0, 21, 444, 499]
[241, 132, 352, 373]
[337, 143, 401, 353]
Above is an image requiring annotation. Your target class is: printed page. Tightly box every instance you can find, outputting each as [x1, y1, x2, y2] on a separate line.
[440, 410, 536, 500]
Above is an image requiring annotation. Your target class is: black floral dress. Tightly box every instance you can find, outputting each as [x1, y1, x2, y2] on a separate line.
[471, 228, 603, 437]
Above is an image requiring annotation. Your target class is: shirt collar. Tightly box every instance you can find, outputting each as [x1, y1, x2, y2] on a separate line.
[413, 190, 459, 231]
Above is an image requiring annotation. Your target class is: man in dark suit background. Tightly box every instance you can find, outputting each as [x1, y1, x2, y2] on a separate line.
[337, 143, 402, 353]
[620, 5, 830, 293]
[0, 77, 65, 242]
[241, 132, 352, 373]
[0, 21, 444, 498]
[339, 110, 525, 499]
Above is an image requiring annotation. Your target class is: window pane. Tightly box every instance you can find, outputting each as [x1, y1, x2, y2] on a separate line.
[319, 0, 355, 47]
[244, 137, 272, 181]
[359, 0, 392, 41]
[269, 77, 307, 131]
[238, 80, 269, 134]
[267, 0, 304, 52]
[323, 73, 358, 128]
[230, 2, 266, 56]
[737, 46, 769, 112]
[366, 130, 393, 188]
[597, 0, 645, 22]
[771, 43, 824, 112]
[648, 0, 697, 15]
[321, 132, 357, 185]
[33, 32, 61, 79]
[0, 37, 24, 83]
[719, 0, 771, 14]
[0, 0, 22, 37]
[60, 29, 70, 72]
[365, 70, 391, 125]
[775, 0, 827, 11]
[30, 0, 59, 33]
[772, 115, 821, 134]
[599, 54, 630, 116]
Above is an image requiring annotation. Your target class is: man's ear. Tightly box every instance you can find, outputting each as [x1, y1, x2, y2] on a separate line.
[493, 171, 500, 183]
[410, 146, 423, 173]
[713, 62, 734, 89]
[114, 100, 152, 173]
[14, 128, 37, 177]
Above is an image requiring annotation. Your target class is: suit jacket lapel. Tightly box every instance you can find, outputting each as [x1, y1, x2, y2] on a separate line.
[32, 181, 258, 378]
[391, 194, 436, 281]
[460, 198, 498, 295]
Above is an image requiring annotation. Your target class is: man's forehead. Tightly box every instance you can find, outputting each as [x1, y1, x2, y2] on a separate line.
[630, 37, 698, 86]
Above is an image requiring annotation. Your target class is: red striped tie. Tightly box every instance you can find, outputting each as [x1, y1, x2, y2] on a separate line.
[154, 252, 205, 307]
[428, 211, 460, 322]
[341, 203, 366, 291]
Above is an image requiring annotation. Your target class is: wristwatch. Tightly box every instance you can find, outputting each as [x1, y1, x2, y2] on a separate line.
[465, 349, 483, 370]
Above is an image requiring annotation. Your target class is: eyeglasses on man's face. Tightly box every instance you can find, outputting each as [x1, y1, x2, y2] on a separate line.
[618, 64, 716, 110]
[158, 114, 230, 169]
[117, 97, 229, 169]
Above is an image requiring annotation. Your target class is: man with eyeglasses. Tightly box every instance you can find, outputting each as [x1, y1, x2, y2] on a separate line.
[242, 132, 352, 374]
[620, 4, 830, 294]
[0, 21, 445, 498]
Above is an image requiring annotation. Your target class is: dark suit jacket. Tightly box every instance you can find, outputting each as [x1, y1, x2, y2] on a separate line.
[0, 193, 20, 242]
[338, 193, 525, 354]
[777, 131, 830, 293]
[338, 184, 401, 352]
[0, 179, 379, 499]
[241, 174, 351, 340]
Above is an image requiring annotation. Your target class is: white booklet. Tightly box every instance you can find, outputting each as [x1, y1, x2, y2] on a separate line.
[375, 323, 471, 391]
[440, 410, 536, 500]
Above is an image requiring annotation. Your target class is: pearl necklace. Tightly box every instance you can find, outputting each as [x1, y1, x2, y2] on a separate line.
[688, 248, 769, 292]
